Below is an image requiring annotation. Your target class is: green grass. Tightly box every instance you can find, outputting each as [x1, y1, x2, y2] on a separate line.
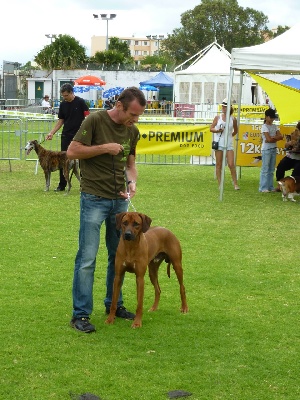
[1, 161, 300, 400]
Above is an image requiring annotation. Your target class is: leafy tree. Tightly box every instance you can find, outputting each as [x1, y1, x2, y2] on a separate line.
[140, 54, 175, 70]
[162, 0, 271, 65]
[273, 25, 290, 37]
[34, 34, 87, 70]
[92, 37, 134, 66]
[109, 37, 132, 58]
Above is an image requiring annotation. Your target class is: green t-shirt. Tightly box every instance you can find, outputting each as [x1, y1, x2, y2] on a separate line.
[73, 110, 139, 199]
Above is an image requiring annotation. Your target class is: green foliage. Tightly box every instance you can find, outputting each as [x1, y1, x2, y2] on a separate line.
[34, 34, 87, 70]
[1, 160, 300, 399]
[273, 25, 290, 37]
[109, 37, 132, 58]
[163, 0, 271, 64]
[140, 54, 175, 70]
[92, 36, 134, 66]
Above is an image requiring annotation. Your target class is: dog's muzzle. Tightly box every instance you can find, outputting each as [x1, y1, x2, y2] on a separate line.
[124, 230, 135, 241]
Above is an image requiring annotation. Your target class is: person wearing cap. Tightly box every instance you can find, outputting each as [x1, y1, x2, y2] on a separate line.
[41, 95, 51, 111]
[259, 108, 283, 193]
[210, 98, 240, 190]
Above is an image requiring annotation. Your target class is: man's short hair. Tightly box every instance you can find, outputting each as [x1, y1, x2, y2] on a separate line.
[117, 87, 146, 111]
[60, 83, 74, 94]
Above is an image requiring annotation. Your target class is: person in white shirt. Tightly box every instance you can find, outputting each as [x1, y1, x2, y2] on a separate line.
[210, 98, 239, 190]
[41, 95, 51, 112]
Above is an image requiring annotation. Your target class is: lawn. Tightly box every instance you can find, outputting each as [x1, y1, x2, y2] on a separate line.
[1, 160, 299, 400]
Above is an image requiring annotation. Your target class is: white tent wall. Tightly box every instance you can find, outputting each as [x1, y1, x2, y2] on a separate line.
[174, 73, 251, 111]
[174, 42, 253, 109]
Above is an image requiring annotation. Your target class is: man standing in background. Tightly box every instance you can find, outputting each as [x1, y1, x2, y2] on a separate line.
[46, 83, 90, 191]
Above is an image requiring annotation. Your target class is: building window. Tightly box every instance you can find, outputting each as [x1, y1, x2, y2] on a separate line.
[143, 51, 148, 55]
[135, 50, 139, 55]
[135, 40, 139, 45]
[143, 41, 148, 46]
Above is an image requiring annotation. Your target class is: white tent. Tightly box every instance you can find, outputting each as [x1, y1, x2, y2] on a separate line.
[174, 41, 253, 106]
[219, 23, 300, 200]
[231, 23, 300, 73]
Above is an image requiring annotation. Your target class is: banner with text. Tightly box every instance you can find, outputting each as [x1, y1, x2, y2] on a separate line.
[136, 124, 212, 156]
[236, 124, 295, 166]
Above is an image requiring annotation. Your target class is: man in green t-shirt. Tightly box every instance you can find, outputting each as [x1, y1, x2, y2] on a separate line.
[67, 87, 146, 333]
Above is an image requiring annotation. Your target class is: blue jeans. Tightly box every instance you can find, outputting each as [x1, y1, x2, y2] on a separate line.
[72, 192, 128, 319]
[259, 148, 277, 191]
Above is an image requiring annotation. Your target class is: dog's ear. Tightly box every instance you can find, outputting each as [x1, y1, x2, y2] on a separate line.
[139, 214, 152, 233]
[115, 212, 126, 230]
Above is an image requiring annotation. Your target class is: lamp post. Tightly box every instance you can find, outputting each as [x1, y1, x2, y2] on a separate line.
[45, 34, 57, 43]
[45, 34, 57, 103]
[146, 35, 165, 55]
[93, 13, 117, 51]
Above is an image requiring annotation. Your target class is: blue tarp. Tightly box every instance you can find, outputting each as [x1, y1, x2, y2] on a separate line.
[139, 71, 173, 87]
[280, 77, 300, 89]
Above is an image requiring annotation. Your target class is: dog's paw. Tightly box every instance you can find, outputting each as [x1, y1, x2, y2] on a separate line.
[104, 316, 115, 325]
[131, 319, 142, 328]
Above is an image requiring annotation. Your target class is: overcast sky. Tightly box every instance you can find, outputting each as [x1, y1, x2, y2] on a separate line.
[1, 0, 299, 65]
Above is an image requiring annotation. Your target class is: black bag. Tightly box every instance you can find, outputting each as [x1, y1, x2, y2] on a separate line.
[212, 129, 223, 150]
[212, 141, 219, 150]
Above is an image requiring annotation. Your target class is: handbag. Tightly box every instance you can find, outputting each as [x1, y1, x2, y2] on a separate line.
[212, 140, 219, 150]
[212, 130, 223, 150]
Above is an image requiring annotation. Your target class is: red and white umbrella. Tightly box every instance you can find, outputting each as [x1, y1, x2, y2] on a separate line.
[74, 75, 106, 86]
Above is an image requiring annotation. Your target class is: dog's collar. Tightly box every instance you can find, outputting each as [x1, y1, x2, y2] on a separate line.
[289, 176, 296, 182]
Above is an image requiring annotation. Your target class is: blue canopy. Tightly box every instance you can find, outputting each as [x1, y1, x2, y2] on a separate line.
[139, 85, 159, 91]
[139, 71, 173, 88]
[102, 86, 124, 98]
[73, 85, 103, 93]
[280, 77, 300, 90]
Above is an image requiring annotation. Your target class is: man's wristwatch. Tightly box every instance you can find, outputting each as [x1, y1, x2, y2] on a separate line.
[127, 180, 136, 185]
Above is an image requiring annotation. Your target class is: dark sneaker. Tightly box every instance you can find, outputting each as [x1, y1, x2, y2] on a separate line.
[70, 317, 96, 333]
[54, 186, 65, 192]
[106, 306, 135, 320]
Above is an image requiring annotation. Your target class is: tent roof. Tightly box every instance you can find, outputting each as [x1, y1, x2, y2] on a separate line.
[281, 77, 300, 89]
[139, 71, 173, 87]
[176, 45, 231, 75]
[231, 23, 300, 72]
[174, 41, 231, 75]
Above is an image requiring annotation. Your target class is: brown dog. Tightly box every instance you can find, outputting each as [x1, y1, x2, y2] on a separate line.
[278, 176, 300, 202]
[25, 140, 80, 193]
[105, 212, 188, 328]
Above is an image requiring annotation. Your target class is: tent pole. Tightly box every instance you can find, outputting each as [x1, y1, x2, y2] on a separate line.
[235, 71, 244, 179]
[219, 67, 235, 201]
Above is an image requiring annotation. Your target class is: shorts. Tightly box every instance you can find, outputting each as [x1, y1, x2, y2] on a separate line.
[217, 145, 234, 151]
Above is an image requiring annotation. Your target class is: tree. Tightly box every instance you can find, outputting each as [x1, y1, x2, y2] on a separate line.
[34, 34, 87, 70]
[273, 25, 290, 37]
[109, 37, 132, 59]
[92, 37, 134, 66]
[162, 0, 271, 65]
[140, 54, 175, 70]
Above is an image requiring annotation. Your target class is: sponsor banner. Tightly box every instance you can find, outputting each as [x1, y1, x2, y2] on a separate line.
[136, 124, 212, 156]
[0, 110, 55, 119]
[236, 124, 294, 166]
[218, 104, 269, 119]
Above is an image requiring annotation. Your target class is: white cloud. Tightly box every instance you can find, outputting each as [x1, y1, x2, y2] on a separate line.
[1, 0, 299, 64]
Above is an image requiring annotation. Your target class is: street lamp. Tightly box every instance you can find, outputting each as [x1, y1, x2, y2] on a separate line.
[45, 34, 57, 102]
[146, 35, 165, 55]
[93, 13, 117, 51]
[45, 34, 57, 43]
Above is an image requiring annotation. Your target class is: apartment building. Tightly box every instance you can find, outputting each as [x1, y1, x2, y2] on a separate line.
[91, 35, 164, 64]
